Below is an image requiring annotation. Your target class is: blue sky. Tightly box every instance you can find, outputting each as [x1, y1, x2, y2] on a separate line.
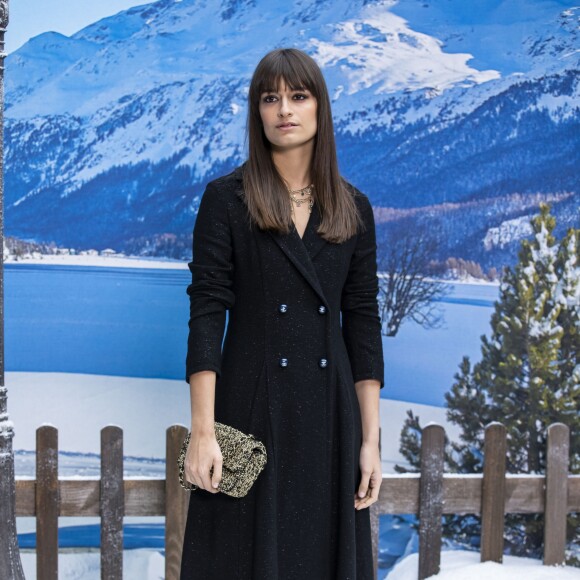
[6, 0, 149, 54]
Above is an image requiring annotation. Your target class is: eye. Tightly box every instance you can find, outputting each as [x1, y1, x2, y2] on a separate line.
[261, 92, 309, 103]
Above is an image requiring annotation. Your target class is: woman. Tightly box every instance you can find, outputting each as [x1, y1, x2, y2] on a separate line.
[180, 47, 385, 579]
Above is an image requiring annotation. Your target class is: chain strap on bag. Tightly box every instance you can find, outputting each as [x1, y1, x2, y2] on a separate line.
[177, 421, 268, 498]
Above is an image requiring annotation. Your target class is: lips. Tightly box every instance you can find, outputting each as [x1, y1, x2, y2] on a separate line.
[277, 122, 298, 128]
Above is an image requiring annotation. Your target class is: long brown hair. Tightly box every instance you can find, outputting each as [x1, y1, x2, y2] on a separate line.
[242, 48, 362, 243]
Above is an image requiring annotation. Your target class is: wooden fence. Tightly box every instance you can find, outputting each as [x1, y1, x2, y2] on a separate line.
[369, 421, 579, 579]
[13, 421, 579, 580]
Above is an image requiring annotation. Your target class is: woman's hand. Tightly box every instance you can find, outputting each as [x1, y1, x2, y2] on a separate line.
[354, 441, 382, 510]
[184, 429, 223, 493]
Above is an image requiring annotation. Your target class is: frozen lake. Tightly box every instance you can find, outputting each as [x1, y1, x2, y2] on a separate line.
[5, 263, 499, 406]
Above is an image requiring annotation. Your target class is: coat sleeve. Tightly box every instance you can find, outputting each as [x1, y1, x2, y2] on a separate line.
[185, 181, 236, 384]
[340, 191, 385, 388]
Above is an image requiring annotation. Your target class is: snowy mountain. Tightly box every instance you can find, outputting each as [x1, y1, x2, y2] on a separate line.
[4, 0, 579, 268]
[389, 0, 580, 75]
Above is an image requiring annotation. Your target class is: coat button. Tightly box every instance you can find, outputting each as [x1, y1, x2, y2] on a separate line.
[318, 305, 326, 314]
[279, 358, 289, 368]
[278, 304, 288, 313]
[319, 357, 328, 368]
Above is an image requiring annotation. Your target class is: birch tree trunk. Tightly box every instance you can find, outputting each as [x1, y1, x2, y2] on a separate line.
[0, 2, 25, 577]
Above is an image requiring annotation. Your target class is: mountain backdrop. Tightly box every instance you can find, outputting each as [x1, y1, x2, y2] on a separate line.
[5, 0, 579, 271]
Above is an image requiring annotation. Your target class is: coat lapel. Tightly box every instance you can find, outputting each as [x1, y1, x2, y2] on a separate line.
[299, 201, 327, 262]
[233, 165, 329, 308]
[267, 201, 329, 308]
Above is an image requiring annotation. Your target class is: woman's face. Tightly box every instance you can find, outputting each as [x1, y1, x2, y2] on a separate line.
[259, 79, 317, 152]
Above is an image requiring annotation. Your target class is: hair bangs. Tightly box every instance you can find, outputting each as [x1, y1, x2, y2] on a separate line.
[257, 53, 318, 99]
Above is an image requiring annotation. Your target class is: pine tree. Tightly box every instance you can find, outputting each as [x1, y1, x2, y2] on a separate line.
[394, 410, 422, 473]
[396, 203, 580, 561]
[445, 356, 490, 473]
[552, 226, 580, 472]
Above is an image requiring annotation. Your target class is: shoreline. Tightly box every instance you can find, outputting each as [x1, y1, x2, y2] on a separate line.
[4, 254, 187, 270]
[4, 254, 500, 284]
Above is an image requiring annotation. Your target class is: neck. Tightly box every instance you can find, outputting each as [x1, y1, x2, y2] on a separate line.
[271, 146, 313, 190]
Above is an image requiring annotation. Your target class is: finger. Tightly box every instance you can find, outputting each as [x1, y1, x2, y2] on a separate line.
[185, 460, 200, 489]
[354, 487, 372, 502]
[189, 467, 202, 489]
[354, 494, 374, 509]
[184, 444, 202, 489]
[211, 457, 223, 492]
[200, 463, 215, 492]
[355, 500, 374, 510]
[357, 472, 371, 498]
[354, 485, 376, 509]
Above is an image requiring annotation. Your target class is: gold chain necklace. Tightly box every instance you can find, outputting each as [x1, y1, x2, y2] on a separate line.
[287, 183, 314, 213]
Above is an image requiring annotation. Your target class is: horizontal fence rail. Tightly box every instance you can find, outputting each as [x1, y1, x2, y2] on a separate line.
[16, 425, 191, 580]
[12, 422, 578, 580]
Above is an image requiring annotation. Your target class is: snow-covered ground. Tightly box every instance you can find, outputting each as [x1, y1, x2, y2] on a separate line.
[4, 253, 186, 269]
[6, 371, 460, 469]
[7, 369, 458, 543]
[387, 550, 580, 579]
[16, 547, 580, 579]
[19, 548, 165, 579]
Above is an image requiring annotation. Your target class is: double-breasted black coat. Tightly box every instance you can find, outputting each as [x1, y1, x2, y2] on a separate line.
[180, 162, 385, 580]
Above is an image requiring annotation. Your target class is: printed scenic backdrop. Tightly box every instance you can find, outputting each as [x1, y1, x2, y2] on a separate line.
[3, 0, 579, 577]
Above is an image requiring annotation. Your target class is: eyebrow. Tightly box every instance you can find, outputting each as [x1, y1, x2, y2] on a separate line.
[261, 86, 308, 94]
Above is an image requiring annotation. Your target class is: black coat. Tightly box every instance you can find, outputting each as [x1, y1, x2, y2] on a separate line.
[181, 163, 385, 580]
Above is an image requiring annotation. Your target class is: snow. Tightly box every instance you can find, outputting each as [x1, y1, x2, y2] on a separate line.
[19, 548, 165, 580]
[531, 222, 558, 263]
[387, 550, 580, 579]
[390, 1, 580, 76]
[7, 371, 189, 459]
[533, 93, 580, 123]
[554, 231, 580, 312]
[23, 549, 577, 580]
[483, 215, 534, 251]
[6, 371, 460, 469]
[14, 546, 580, 579]
[0, 410, 15, 436]
[309, 4, 498, 97]
[4, 253, 186, 270]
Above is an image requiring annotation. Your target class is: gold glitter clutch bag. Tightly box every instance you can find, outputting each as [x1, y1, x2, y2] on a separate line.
[177, 422, 267, 498]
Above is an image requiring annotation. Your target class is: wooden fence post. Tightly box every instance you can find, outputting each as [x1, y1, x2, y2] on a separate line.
[544, 422, 569, 566]
[100, 425, 124, 579]
[418, 423, 445, 580]
[481, 422, 507, 562]
[36, 425, 59, 580]
[165, 425, 190, 580]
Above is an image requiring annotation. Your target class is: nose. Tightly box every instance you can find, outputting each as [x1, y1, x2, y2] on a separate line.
[278, 96, 293, 117]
